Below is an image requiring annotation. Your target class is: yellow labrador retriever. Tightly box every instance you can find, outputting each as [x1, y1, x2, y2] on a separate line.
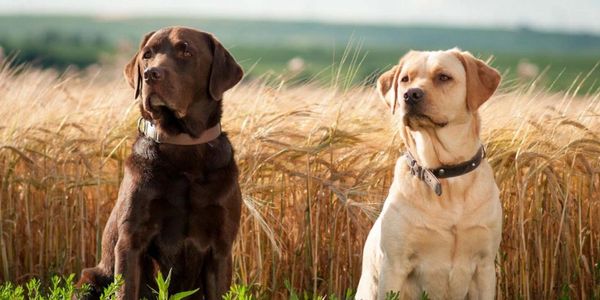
[356, 49, 502, 300]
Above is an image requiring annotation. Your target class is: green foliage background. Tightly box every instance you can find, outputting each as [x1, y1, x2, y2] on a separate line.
[0, 15, 599, 92]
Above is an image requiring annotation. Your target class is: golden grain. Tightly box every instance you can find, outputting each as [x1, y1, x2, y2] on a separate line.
[0, 62, 598, 299]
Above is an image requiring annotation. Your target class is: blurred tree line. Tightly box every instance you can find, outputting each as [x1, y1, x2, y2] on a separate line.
[0, 30, 114, 68]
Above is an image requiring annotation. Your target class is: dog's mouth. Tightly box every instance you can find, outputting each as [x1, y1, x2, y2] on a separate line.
[143, 93, 186, 120]
[143, 93, 166, 119]
[141, 94, 195, 136]
[404, 109, 448, 129]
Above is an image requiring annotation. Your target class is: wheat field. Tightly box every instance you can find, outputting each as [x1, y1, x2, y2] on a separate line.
[0, 59, 599, 299]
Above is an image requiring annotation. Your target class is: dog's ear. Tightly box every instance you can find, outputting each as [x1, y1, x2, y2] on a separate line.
[453, 51, 501, 111]
[208, 35, 243, 101]
[377, 51, 416, 114]
[124, 31, 155, 99]
[377, 65, 400, 112]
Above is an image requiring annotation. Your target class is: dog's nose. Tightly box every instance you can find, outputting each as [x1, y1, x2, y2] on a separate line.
[143, 67, 164, 82]
[404, 88, 424, 105]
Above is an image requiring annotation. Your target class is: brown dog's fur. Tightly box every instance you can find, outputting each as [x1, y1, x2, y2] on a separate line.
[77, 27, 243, 300]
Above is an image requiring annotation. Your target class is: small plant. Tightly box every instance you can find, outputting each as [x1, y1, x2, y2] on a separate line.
[384, 290, 400, 300]
[558, 284, 571, 300]
[151, 269, 199, 300]
[340, 288, 355, 300]
[48, 274, 76, 299]
[0, 274, 90, 300]
[282, 280, 355, 300]
[285, 279, 307, 300]
[222, 284, 254, 300]
[0, 281, 24, 300]
[25, 278, 42, 300]
[99, 274, 123, 300]
[381, 290, 428, 300]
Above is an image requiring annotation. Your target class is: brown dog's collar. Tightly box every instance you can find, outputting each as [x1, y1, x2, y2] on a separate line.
[137, 118, 221, 145]
[405, 146, 486, 196]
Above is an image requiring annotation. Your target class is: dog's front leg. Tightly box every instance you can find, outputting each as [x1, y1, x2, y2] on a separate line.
[203, 252, 232, 300]
[356, 218, 383, 300]
[377, 255, 414, 300]
[468, 259, 496, 300]
[114, 228, 145, 300]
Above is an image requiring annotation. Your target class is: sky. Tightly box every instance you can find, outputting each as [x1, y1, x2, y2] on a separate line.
[1, 0, 600, 34]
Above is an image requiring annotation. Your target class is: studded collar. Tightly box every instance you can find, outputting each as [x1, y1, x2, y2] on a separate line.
[405, 146, 486, 196]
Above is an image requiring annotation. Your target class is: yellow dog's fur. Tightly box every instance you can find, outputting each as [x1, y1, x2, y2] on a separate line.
[356, 49, 502, 300]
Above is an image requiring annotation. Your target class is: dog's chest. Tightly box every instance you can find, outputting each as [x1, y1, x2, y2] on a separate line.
[149, 175, 226, 252]
[380, 185, 502, 297]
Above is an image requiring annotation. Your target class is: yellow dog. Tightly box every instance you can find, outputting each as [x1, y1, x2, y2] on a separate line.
[356, 49, 502, 300]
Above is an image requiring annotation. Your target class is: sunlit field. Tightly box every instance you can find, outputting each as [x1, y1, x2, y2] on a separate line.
[0, 57, 598, 299]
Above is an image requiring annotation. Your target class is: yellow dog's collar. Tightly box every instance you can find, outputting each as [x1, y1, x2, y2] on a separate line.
[405, 146, 486, 196]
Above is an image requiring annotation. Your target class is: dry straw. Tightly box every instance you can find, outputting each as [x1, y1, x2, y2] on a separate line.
[0, 58, 598, 299]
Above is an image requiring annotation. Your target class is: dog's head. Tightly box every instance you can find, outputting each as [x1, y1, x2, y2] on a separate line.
[377, 49, 500, 131]
[124, 27, 243, 135]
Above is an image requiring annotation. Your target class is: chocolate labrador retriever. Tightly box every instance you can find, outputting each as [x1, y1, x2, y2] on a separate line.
[77, 27, 243, 300]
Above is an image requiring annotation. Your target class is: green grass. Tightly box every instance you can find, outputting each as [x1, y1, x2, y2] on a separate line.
[0, 271, 200, 300]
[0, 274, 120, 300]
[0, 277, 426, 300]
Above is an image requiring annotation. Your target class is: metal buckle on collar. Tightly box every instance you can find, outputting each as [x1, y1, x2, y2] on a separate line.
[137, 117, 145, 134]
[405, 146, 485, 197]
[409, 160, 424, 180]
[405, 151, 443, 196]
[137, 118, 161, 143]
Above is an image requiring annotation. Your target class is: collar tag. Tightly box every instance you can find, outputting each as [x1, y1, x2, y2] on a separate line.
[405, 146, 486, 196]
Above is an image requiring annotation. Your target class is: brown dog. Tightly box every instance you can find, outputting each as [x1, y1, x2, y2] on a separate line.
[77, 27, 243, 300]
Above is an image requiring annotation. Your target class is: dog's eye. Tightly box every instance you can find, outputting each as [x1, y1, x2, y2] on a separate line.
[142, 51, 152, 59]
[400, 75, 409, 82]
[179, 42, 192, 57]
[438, 74, 451, 81]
